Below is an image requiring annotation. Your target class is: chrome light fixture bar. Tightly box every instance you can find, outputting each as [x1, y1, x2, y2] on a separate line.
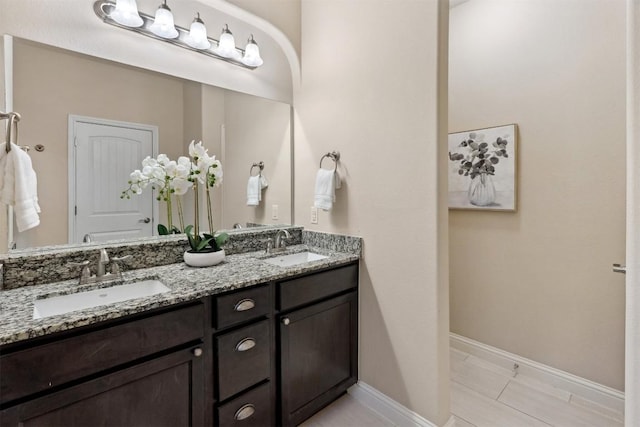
[94, 0, 263, 70]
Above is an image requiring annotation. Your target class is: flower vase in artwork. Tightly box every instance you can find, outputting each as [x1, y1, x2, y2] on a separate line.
[468, 173, 496, 206]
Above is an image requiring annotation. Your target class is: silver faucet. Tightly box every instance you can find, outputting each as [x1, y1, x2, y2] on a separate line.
[273, 229, 291, 253]
[96, 248, 110, 277]
[68, 249, 131, 286]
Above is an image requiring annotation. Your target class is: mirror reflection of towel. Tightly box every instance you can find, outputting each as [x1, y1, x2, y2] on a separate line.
[247, 175, 261, 206]
[0, 142, 41, 231]
[314, 169, 337, 211]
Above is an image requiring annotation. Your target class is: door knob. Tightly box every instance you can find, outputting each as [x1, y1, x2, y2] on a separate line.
[613, 263, 626, 274]
[139, 217, 151, 223]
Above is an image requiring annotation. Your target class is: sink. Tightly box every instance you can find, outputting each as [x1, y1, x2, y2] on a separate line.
[262, 251, 329, 267]
[33, 279, 170, 320]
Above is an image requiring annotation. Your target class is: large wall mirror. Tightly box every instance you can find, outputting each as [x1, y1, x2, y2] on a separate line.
[8, 37, 293, 251]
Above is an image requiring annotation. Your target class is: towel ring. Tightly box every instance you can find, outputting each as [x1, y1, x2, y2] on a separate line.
[249, 161, 264, 176]
[319, 151, 340, 171]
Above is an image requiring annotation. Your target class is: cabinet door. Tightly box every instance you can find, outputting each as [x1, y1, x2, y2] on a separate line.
[0, 345, 206, 427]
[279, 292, 358, 426]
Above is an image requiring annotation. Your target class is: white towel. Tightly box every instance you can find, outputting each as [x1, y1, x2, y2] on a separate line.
[260, 174, 269, 190]
[0, 142, 41, 231]
[314, 169, 338, 211]
[247, 175, 261, 206]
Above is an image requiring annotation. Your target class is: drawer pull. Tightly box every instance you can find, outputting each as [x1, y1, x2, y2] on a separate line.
[234, 404, 256, 421]
[192, 347, 203, 357]
[282, 317, 290, 326]
[235, 337, 256, 352]
[234, 298, 256, 312]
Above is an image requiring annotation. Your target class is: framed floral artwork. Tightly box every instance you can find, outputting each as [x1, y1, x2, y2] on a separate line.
[448, 124, 517, 211]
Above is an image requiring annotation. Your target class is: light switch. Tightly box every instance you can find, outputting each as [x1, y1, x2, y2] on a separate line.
[311, 206, 318, 224]
[272, 204, 279, 220]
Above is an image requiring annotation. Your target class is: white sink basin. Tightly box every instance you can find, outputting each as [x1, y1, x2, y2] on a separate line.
[33, 279, 170, 320]
[262, 251, 329, 267]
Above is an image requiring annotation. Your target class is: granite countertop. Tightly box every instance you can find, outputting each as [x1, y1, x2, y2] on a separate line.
[0, 245, 359, 346]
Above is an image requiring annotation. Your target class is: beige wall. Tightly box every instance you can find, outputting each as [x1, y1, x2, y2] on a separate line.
[449, 0, 626, 390]
[0, 38, 6, 254]
[295, 0, 450, 423]
[201, 85, 226, 232]
[11, 39, 185, 248]
[227, 0, 301, 61]
[222, 91, 291, 229]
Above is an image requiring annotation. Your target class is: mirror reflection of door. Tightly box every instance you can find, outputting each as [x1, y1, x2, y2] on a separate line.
[70, 116, 157, 244]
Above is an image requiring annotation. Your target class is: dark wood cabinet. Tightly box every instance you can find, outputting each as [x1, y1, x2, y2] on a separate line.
[0, 345, 205, 427]
[0, 262, 358, 427]
[0, 302, 207, 427]
[277, 263, 359, 427]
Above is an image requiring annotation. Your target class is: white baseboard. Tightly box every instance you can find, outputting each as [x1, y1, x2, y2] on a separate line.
[450, 332, 625, 414]
[348, 381, 455, 427]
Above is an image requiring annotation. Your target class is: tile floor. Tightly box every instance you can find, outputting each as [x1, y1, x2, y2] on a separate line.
[450, 347, 624, 427]
[301, 348, 624, 427]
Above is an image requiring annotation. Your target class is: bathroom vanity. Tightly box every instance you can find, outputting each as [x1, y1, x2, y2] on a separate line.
[0, 229, 361, 427]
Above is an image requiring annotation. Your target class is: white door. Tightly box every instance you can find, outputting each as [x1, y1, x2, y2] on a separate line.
[70, 117, 157, 244]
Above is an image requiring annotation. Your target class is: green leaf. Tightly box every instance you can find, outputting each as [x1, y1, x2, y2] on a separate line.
[215, 232, 229, 247]
[158, 224, 169, 235]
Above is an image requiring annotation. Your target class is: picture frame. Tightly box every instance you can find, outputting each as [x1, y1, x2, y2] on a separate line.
[448, 124, 517, 211]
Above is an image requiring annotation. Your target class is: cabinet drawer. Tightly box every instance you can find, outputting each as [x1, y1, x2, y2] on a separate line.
[214, 285, 270, 329]
[217, 382, 273, 427]
[278, 263, 358, 311]
[216, 320, 271, 401]
[0, 303, 204, 405]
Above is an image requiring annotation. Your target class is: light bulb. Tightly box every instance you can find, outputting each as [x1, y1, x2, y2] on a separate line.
[241, 35, 263, 67]
[185, 13, 211, 50]
[149, 1, 178, 39]
[215, 24, 240, 59]
[110, 0, 143, 28]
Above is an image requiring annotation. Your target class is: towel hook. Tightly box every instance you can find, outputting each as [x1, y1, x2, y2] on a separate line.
[1, 111, 21, 153]
[319, 151, 340, 172]
[249, 161, 264, 176]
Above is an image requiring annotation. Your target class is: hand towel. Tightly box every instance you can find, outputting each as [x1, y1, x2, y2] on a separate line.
[0, 142, 41, 231]
[247, 175, 261, 206]
[260, 174, 269, 190]
[314, 168, 336, 211]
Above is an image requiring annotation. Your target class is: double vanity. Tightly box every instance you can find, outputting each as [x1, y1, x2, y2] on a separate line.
[0, 227, 361, 426]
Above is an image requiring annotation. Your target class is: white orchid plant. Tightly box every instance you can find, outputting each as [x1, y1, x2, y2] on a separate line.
[121, 141, 228, 253]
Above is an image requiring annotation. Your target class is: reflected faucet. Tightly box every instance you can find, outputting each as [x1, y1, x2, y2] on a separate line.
[273, 229, 291, 253]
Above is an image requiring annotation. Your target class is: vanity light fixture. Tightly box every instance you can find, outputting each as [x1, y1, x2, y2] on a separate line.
[93, 0, 264, 69]
[215, 24, 240, 60]
[185, 13, 211, 50]
[110, 0, 143, 28]
[242, 35, 263, 67]
[149, 0, 178, 39]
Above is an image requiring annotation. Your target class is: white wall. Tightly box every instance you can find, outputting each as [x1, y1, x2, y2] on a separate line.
[449, 0, 626, 390]
[295, 0, 451, 423]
